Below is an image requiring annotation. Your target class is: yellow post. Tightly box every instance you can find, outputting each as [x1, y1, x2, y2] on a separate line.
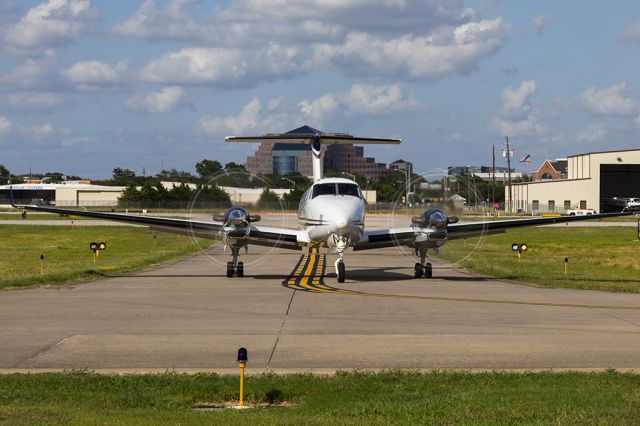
[238, 361, 246, 407]
[564, 257, 568, 275]
[93, 251, 96, 263]
[464, 238, 468, 248]
[517, 251, 521, 262]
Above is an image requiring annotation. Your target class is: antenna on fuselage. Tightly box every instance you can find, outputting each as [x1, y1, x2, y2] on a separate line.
[225, 125, 401, 183]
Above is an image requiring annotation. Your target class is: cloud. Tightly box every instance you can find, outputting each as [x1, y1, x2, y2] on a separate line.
[60, 60, 128, 90]
[115, 0, 475, 44]
[298, 83, 423, 124]
[312, 18, 510, 80]
[199, 97, 264, 135]
[21, 122, 56, 140]
[581, 82, 637, 116]
[112, 0, 205, 41]
[0, 91, 65, 112]
[126, 87, 186, 113]
[493, 80, 546, 137]
[0, 116, 12, 136]
[3, 0, 99, 55]
[140, 45, 305, 88]
[498, 80, 537, 119]
[0, 58, 58, 90]
[576, 123, 607, 143]
[619, 19, 640, 41]
[199, 83, 423, 135]
[532, 14, 551, 35]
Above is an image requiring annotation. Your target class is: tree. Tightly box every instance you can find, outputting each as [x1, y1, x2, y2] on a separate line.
[118, 184, 141, 202]
[282, 187, 306, 204]
[168, 183, 193, 201]
[195, 159, 223, 179]
[196, 184, 231, 205]
[257, 188, 280, 208]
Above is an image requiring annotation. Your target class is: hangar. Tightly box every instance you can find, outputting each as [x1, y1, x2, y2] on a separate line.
[0, 182, 125, 208]
[508, 148, 640, 213]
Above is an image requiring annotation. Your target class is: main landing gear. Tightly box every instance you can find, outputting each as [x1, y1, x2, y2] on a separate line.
[226, 246, 244, 277]
[414, 247, 433, 279]
[336, 259, 346, 283]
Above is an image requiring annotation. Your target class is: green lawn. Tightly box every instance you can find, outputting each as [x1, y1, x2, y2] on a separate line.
[0, 371, 639, 424]
[0, 225, 212, 290]
[436, 226, 640, 292]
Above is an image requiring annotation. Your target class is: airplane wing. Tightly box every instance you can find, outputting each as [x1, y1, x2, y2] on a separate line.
[12, 204, 305, 249]
[354, 211, 631, 250]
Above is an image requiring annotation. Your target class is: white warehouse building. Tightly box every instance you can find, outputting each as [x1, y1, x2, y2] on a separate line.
[507, 148, 640, 213]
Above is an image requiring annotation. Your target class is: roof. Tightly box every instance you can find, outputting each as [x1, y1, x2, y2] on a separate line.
[273, 143, 309, 151]
[390, 159, 411, 164]
[285, 125, 322, 135]
[0, 183, 124, 191]
[567, 147, 640, 158]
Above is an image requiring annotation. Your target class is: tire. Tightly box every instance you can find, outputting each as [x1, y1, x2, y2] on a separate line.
[337, 261, 346, 283]
[226, 261, 234, 278]
[237, 262, 244, 277]
[414, 263, 423, 278]
[424, 263, 432, 279]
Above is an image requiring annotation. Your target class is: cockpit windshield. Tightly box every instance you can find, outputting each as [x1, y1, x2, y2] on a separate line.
[338, 183, 361, 198]
[312, 183, 336, 198]
[312, 183, 362, 199]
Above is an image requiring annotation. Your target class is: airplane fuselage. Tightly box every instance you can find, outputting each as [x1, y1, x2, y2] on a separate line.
[298, 177, 365, 248]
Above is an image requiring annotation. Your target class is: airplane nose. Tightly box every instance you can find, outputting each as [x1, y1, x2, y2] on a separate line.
[336, 216, 348, 229]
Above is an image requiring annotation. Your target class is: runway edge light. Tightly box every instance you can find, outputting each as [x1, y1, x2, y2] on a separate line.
[237, 347, 248, 407]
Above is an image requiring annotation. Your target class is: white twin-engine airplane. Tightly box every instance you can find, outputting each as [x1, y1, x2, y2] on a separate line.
[12, 126, 630, 283]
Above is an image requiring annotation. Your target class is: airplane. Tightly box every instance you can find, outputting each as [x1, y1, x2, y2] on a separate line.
[11, 125, 631, 283]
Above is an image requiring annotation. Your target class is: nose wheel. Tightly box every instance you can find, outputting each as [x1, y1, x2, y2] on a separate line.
[336, 260, 346, 283]
[226, 246, 244, 278]
[414, 262, 432, 278]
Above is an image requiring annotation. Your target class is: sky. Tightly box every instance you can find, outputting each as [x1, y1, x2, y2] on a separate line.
[1, 0, 640, 179]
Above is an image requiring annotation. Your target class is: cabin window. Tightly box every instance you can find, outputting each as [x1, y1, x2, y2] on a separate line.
[337, 183, 361, 198]
[312, 183, 336, 198]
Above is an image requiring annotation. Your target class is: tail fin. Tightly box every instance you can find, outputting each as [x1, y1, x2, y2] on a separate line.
[225, 125, 401, 182]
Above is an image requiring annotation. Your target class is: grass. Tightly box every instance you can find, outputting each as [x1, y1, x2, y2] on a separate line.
[436, 226, 640, 292]
[0, 370, 639, 424]
[0, 225, 212, 290]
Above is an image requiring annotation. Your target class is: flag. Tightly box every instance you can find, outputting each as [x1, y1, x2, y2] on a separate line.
[519, 153, 531, 163]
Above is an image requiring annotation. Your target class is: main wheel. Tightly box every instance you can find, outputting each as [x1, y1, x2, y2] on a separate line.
[237, 262, 244, 277]
[414, 263, 423, 278]
[226, 261, 234, 278]
[337, 261, 346, 283]
[424, 263, 433, 278]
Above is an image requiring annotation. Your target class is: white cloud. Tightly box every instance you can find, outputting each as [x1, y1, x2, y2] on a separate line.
[113, 0, 205, 41]
[493, 80, 546, 137]
[313, 18, 510, 80]
[3, 0, 99, 55]
[0, 92, 64, 112]
[577, 123, 607, 143]
[140, 45, 305, 87]
[581, 82, 638, 116]
[127, 87, 186, 114]
[0, 116, 12, 136]
[532, 14, 551, 35]
[60, 60, 128, 90]
[22, 122, 56, 140]
[199, 83, 423, 135]
[298, 83, 423, 124]
[0, 58, 57, 90]
[499, 80, 537, 119]
[619, 19, 640, 41]
[115, 0, 475, 44]
[199, 97, 264, 135]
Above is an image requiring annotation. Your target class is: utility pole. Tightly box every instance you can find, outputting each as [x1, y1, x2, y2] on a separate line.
[505, 136, 513, 213]
[492, 144, 496, 211]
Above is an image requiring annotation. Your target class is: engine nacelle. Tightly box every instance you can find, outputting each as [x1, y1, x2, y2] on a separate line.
[411, 209, 458, 229]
